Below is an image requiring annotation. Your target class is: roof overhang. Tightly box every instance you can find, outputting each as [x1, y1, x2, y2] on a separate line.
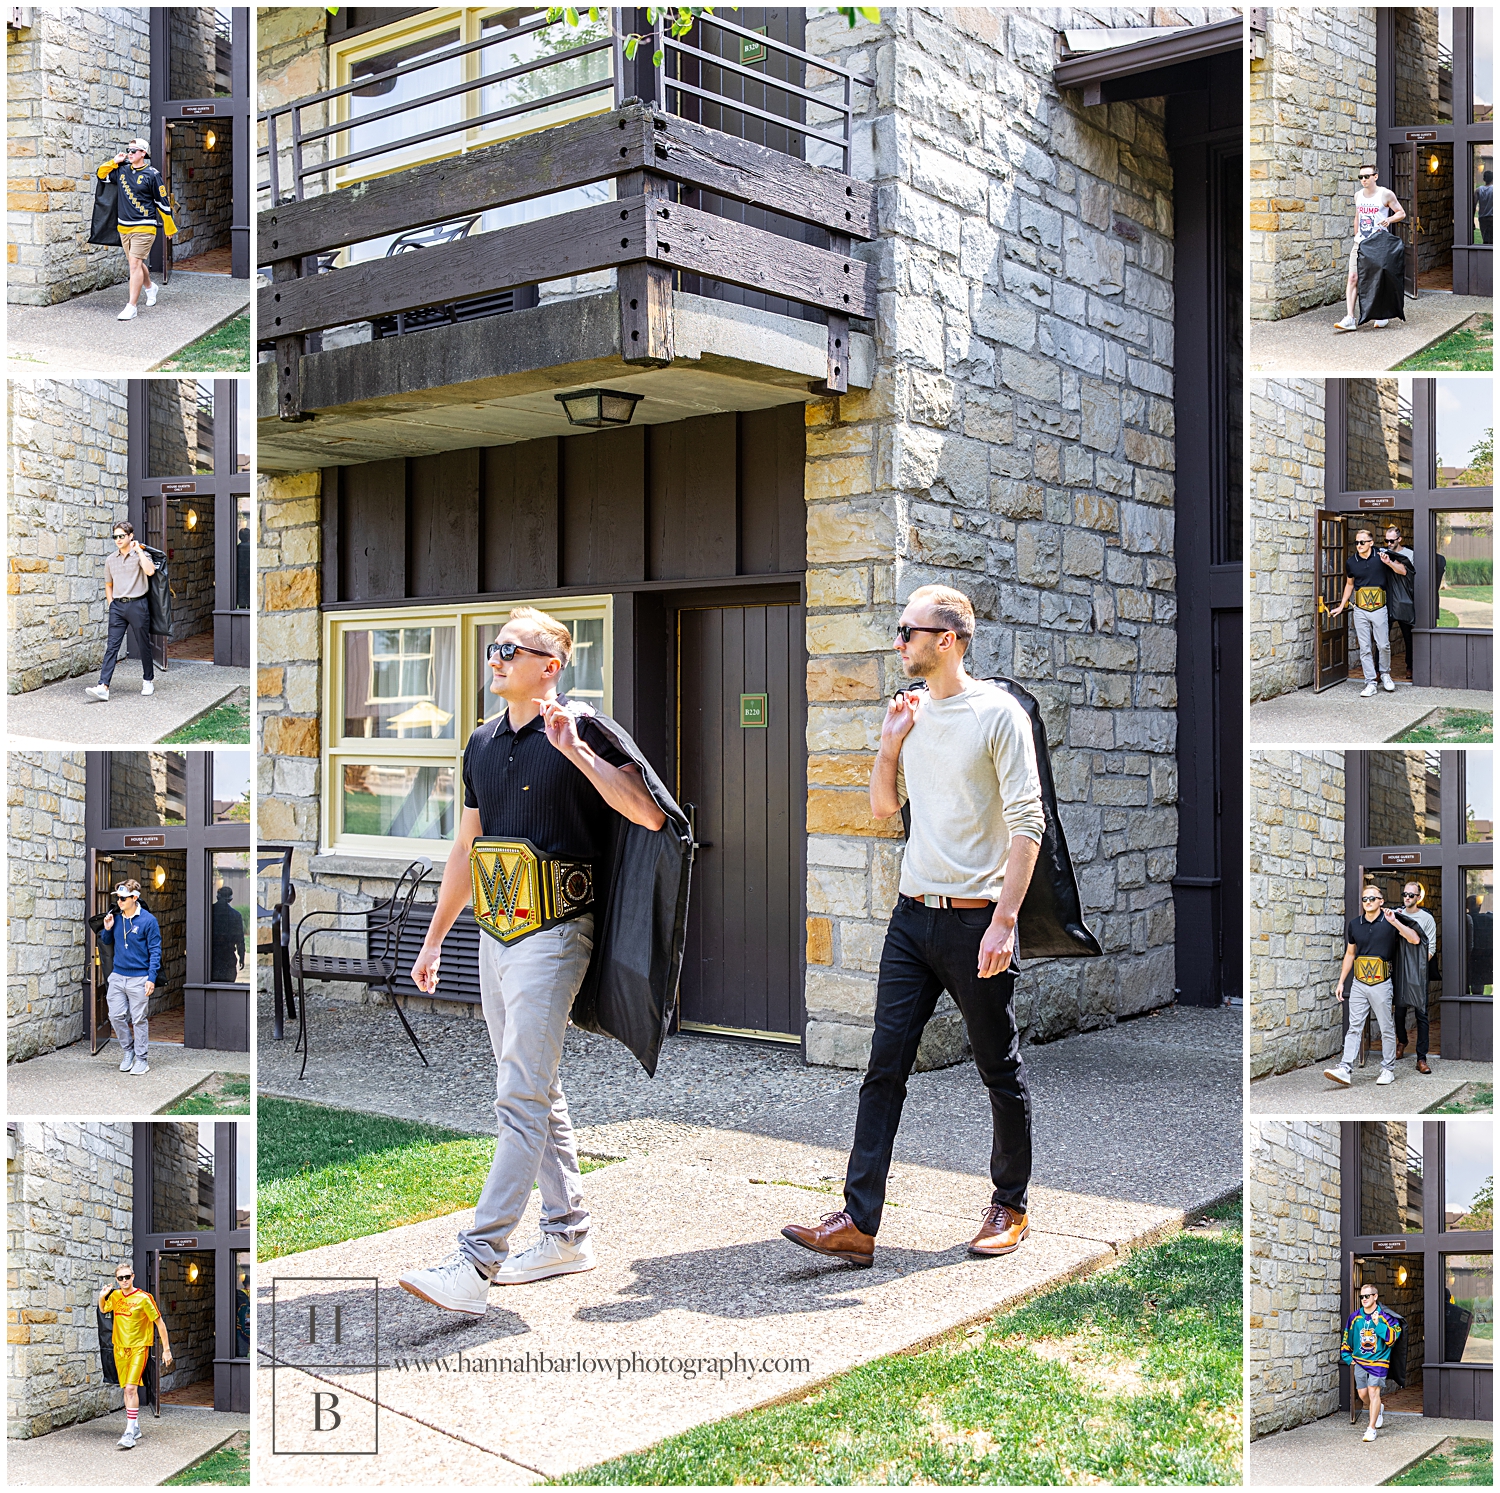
[1054, 17, 1243, 105]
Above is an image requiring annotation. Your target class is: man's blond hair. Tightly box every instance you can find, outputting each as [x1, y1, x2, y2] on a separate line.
[906, 584, 975, 649]
[507, 606, 572, 667]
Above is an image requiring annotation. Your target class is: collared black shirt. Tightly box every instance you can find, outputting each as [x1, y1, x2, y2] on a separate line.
[461, 703, 632, 862]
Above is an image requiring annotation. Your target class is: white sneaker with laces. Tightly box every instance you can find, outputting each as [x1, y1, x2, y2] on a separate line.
[117, 304, 137, 321]
[1374, 319, 1389, 328]
[118, 1050, 135, 1072]
[1363, 1426, 1377, 1442]
[1376, 1409, 1385, 1428]
[1334, 316, 1358, 332]
[398, 1251, 490, 1315]
[85, 684, 110, 701]
[144, 284, 158, 307]
[118, 1422, 140, 1448]
[494, 1232, 597, 1285]
[130, 1056, 149, 1076]
[1376, 1069, 1395, 1085]
[1380, 674, 1396, 692]
[1361, 682, 1378, 698]
[141, 681, 154, 696]
[1324, 1065, 1353, 1086]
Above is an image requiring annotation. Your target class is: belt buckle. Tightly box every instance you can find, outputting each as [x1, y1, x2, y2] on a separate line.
[470, 838, 544, 944]
[922, 894, 944, 909]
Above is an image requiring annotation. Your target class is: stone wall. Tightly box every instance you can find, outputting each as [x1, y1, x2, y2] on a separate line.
[1249, 750, 1346, 1079]
[7, 1122, 135, 1437]
[1248, 378, 1323, 702]
[8, 380, 132, 693]
[1248, 1119, 1344, 1437]
[1249, 8, 1378, 319]
[6, 7, 152, 304]
[7, 753, 89, 1062]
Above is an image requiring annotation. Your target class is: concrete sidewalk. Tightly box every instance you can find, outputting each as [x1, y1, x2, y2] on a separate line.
[255, 1005, 1240, 1484]
[7, 658, 250, 746]
[8, 1404, 250, 1486]
[6, 272, 251, 374]
[7, 1037, 251, 1118]
[1248, 1410, 1492, 1487]
[1250, 1055, 1492, 1116]
[1248, 293, 1490, 375]
[1248, 680, 1487, 747]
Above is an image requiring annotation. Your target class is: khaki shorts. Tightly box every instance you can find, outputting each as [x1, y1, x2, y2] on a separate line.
[121, 229, 156, 261]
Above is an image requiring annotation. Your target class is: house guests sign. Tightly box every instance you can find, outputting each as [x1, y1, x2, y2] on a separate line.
[1372, 1240, 1408, 1251]
[1359, 495, 1397, 509]
[161, 482, 196, 495]
[163, 1237, 198, 1249]
[123, 834, 166, 848]
[1381, 851, 1422, 866]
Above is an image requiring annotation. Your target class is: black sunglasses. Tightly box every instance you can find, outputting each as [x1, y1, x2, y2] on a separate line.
[116, 1272, 134, 1280]
[486, 641, 556, 663]
[1361, 895, 1382, 903]
[895, 624, 952, 643]
[112, 532, 129, 540]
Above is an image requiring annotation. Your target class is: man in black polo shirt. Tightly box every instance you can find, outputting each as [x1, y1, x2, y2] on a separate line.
[1325, 885, 1422, 1088]
[398, 607, 665, 1316]
[1328, 529, 1407, 698]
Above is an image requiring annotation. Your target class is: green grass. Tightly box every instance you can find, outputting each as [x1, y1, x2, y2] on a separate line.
[1386, 1436, 1492, 1486]
[1445, 586, 1493, 605]
[162, 1430, 250, 1485]
[558, 1198, 1244, 1486]
[1392, 708, 1493, 744]
[258, 1098, 610, 1259]
[1394, 315, 1493, 372]
[155, 314, 251, 373]
[163, 1073, 251, 1116]
[160, 695, 250, 745]
[1426, 1082, 1494, 1115]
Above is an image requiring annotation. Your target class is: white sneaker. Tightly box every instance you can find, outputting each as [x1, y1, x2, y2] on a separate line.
[118, 1050, 135, 1072]
[117, 304, 137, 321]
[130, 1056, 149, 1076]
[1380, 674, 1396, 692]
[1377, 1069, 1395, 1085]
[1334, 316, 1358, 332]
[1374, 319, 1389, 328]
[1377, 1409, 1385, 1428]
[398, 1251, 490, 1316]
[1364, 1426, 1378, 1442]
[494, 1232, 596, 1285]
[141, 681, 154, 696]
[1361, 682, 1378, 698]
[1325, 1066, 1353, 1086]
[118, 1422, 140, 1448]
[144, 284, 158, 307]
[85, 684, 110, 701]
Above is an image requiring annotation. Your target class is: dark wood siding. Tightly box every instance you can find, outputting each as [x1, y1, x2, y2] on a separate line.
[409, 449, 479, 597]
[649, 414, 738, 580]
[561, 426, 647, 587]
[339, 457, 407, 601]
[481, 439, 558, 593]
[739, 403, 807, 573]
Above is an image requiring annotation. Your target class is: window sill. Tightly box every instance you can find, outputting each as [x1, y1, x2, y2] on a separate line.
[312, 850, 438, 880]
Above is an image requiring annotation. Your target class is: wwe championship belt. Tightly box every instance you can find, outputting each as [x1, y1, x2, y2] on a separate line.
[470, 837, 594, 945]
[1354, 955, 1390, 985]
[1355, 586, 1386, 611]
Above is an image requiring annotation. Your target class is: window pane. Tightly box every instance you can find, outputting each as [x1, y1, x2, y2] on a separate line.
[151, 1122, 213, 1234]
[1445, 1123, 1493, 1230]
[1344, 379, 1414, 490]
[212, 751, 250, 823]
[1473, 143, 1496, 246]
[210, 851, 250, 986]
[474, 615, 606, 727]
[236, 379, 253, 472]
[109, 753, 187, 827]
[345, 28, 464, 180]
[1435, 379, 1494, 486]
[1360, 1121, 1425, 1234]
[235, 491, 251, 611]
[236, 1123, 252, 1229]
[1366, 750, 1442, 845]
[148, 381, 215, 477]
[234, 1250, 250, 1358]
[1394, 7, 1455, 127]
[1466, 867, 1494, 995]
[478, 9, 611, 135]
[1468, 752, 1494, 842]
[341, 763, 455, 839]
[343, 626, 455, 739]
[1443, 1254, 1492, 1363]
[1474, 6, 1493, 125]
[1435, 512, 1493, 631]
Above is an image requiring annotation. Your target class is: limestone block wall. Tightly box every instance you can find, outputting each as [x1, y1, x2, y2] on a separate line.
[7, 1122, 135, 1438]
[6, 7, 152, 304]
[7, 753, 89, 1062]
[1248, 1119, 1344, 1437]
[1250, 8, 1378, 319]
[167, 495, 216, 643]
[1249, 751, 1346, 1079]
[1248, 378, 1324, 703]
[8, 381, 131, 693]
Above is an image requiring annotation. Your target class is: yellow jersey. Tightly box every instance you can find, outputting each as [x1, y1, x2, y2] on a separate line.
[104, 1288, 161, 1352]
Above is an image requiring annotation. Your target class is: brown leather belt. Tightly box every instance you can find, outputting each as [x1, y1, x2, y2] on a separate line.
[907, 894, 993, 910]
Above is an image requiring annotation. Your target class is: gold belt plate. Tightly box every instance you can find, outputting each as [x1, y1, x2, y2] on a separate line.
[471, 839, 545, 945]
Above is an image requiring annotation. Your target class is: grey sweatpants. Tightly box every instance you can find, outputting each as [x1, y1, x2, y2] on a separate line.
[457, 915, 594, 1274]
[1341, 978, 1396, 1073]
[1353, 606, 1391, 682]
[107, 972, 150, 1056]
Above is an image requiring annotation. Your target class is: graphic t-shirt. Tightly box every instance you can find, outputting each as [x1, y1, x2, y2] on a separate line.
[103, 1287, 161, 1351]
[1346, 551, 1390, 611]
[1355, 190, 1394, 240]
[1347, 913, 1401, 986]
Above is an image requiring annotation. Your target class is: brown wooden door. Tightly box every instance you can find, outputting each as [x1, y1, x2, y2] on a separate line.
[1316, 509, 1350, 691]
[144, 491, 169, 671]
[89, 850, 113, 1054]
[1391, 143, 1418, 297]
[676, 603, 804, 1037]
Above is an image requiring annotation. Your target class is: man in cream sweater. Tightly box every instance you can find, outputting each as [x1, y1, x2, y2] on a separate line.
[783, 584, 1044, 1267]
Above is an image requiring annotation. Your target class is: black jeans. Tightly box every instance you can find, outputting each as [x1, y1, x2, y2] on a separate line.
[843, 896, 1030, 1236]
[100, 596, 153, 685]
[1396, 1002, 1429, 1060]
[1395, 619, 1413, 672]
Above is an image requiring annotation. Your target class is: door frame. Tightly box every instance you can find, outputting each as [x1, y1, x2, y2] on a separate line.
[1314, 509, 1352, 691]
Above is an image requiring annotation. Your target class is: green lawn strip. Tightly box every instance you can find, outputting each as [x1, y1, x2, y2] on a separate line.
[1392, 709, 1493, 745]
[161, 1429, 250, 1485]
[1426, 1082, 1494, 1115]
[258, 1098, 608, 1259]
[558, 1202, 1243, 1486]
[1385, 1436, 1493, 1486]
[155, 314, 251, 373]
[1394, 315, 1494, 373]
[163, 1073, 251, 1116]
[161, 696, 250, 745]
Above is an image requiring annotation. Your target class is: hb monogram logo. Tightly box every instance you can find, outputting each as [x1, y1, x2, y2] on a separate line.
[268, 1277, 379, 1456]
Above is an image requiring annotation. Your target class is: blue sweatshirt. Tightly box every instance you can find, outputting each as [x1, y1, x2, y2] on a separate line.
[99, 906, 162, 983]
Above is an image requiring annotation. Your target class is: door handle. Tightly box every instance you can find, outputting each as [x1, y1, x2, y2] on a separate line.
[683, 802, 711, 856]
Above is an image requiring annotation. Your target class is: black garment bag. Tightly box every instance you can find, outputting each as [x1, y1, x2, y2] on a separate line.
[1356, 232, 1406, 325]
[89, 172, 121, 247]
[96, 1306, 157, 1407]
[141, 544, 172, 637]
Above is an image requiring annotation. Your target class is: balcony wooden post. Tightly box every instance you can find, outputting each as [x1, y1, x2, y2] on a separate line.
[270, 258, 309, 422]
[617, 166, 674, 367]
[812, 231, 852, 396]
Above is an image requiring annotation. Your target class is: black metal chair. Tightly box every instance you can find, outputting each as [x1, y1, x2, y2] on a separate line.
[290, 859, 432, 1080]
[257, 844, 297, 1041]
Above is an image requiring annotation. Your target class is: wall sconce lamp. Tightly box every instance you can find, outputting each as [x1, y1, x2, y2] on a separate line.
[1396, 1264, 1409, 1287]
[1428, 153, 1441, 174]
[153, 864, 167, 890]
[186, 1261, 200, 1283]
[205, 129, 217, 151]
[553, 388, 644, 428]
[184, 508, 198, 531]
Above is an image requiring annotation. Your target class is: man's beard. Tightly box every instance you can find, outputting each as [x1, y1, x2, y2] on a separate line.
[899, 649, 935, 679]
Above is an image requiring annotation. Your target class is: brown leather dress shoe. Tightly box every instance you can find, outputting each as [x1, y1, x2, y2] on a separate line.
[969, 1204, 1030, 1257]
[1416, 1057, 1431, 1073]
[1396, 1041, 1407, 1060]
[781, 1210, 874, 1267]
